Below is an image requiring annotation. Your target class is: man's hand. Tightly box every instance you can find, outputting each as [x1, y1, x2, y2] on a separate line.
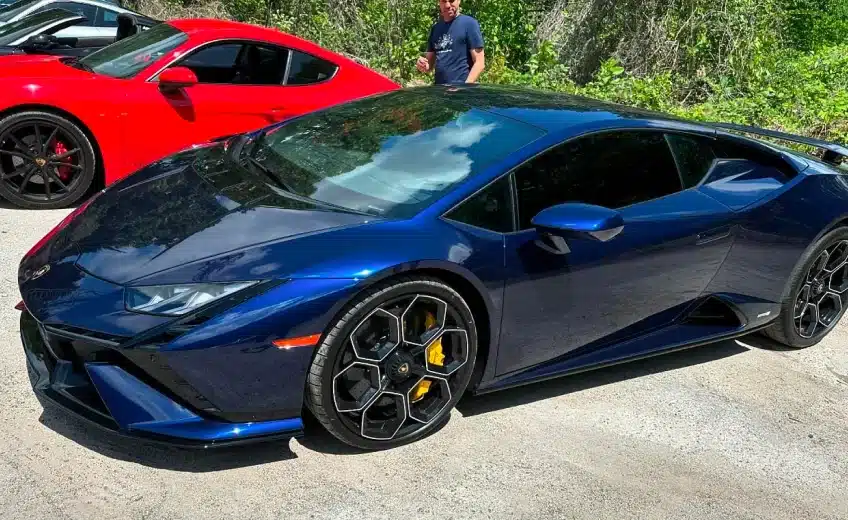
[417, 52, 434, 75]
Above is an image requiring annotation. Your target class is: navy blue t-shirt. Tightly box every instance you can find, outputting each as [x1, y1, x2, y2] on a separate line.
[427, 14, 484, 84]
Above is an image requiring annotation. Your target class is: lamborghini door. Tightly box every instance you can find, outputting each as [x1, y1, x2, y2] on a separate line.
[496, 130, 737, 376]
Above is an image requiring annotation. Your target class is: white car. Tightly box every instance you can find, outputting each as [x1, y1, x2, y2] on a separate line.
[0, 0, 146, 40]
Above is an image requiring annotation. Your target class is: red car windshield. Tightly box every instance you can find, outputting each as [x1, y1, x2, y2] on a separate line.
[78, 22, 187, 79]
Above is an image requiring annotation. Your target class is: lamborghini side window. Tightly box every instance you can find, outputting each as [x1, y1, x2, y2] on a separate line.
[664, 133, 717, 188]
[711, 137, 797, 180]
[444, 175, 514, 233]
[513, 130, 683, 229]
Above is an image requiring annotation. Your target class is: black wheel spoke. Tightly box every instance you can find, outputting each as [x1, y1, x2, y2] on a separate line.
[809, 251, 830, 282]
[1, 164, 30, 181]
[17, 169, 36, 194]
[44, 125, 60, 150]
[8, 134, 33, 157]
[0, 149, 30, 160]
[43, 169, 68, 192]
[44, 173, 52, 199]
[50, 148, 80, 161]
[48, 162, 82, 170]
[407, 343, 427, 357]
[33, 124, 43, 155]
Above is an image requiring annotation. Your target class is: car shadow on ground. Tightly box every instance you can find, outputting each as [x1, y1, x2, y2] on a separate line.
[456, 337, 752, 417]
[37, 335, 776, 469]
[37, 404, 298, 472]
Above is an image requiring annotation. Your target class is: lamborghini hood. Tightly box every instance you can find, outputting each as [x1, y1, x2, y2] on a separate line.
[44, 143, 375, 284]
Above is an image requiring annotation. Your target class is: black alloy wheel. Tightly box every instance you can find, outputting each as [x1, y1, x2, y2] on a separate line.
[0, 111, 96, 209]
[306, 276, 477, 449]
[764, 226, 848, 348]
[792, 239, 848, 339]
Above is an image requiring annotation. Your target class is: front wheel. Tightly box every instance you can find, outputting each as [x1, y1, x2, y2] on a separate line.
[0, 111, 96, 209]
[305, 276, 477, 450]
[763, 227, 848, 348]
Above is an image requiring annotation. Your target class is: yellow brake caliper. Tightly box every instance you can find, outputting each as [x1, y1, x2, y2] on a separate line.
[410, 312, 443, 402]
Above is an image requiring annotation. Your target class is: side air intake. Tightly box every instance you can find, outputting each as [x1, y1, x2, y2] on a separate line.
[683, 296, 744, 328]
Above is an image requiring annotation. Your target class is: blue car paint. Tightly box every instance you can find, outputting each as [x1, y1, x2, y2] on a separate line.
[496, 188, 738, 375]
[17, 84, 848, 445]
[531, 202, 625, 234]
[86, 364, 303, 442]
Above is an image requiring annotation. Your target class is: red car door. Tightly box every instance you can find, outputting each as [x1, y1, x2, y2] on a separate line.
[121, 40, 360, 174]
[171, 41, 356, 129]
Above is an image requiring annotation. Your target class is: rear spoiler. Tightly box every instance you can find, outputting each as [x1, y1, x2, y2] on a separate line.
[709, 122, 848, 166]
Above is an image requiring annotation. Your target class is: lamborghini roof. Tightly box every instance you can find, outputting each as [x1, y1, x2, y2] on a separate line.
[414, 83, 689, 134]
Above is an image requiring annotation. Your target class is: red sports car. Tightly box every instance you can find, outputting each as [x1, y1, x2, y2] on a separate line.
[0, 18, 400, 209]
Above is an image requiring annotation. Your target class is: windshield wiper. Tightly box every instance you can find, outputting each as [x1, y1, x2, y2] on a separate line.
[237, 128, 377, 218]
[243, 156, 375, 216]
[65, 57, 94, 73]
[245, 155, 297, 193]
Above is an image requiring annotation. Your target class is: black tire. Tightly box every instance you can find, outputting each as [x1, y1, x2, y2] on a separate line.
[0, 111, 96, 209]
[305, 275, 478, 450]
[762, 226, 848, 348]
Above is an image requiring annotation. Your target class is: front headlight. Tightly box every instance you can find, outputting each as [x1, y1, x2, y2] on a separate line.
[125, 281, 259, 316]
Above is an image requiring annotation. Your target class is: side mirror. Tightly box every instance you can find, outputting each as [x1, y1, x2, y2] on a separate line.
[531, 202, 624, 254]
[158, 66, 197, 92]
[23, 33, 57, 49]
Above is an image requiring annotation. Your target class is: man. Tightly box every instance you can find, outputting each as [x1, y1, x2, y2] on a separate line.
[416, 0, 485, 84]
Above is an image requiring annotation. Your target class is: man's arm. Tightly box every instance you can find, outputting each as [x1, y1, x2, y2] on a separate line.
[466, 48, 485, 82]
[417, 25, 437, 74]
[465, 18, 485, 83]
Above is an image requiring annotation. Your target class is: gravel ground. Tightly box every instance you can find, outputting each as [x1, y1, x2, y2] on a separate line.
[1, 204, 847, 520]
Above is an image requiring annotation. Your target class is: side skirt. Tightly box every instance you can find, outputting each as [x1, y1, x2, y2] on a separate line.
[472, 318, 775, 396]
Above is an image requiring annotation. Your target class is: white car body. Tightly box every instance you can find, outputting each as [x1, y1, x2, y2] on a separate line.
[0, 0, 134, 40]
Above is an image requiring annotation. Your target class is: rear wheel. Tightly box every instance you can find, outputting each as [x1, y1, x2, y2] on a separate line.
[763, 226, 848, 348]
[0, 111, 96, 209]
[306, 276, 477, 450]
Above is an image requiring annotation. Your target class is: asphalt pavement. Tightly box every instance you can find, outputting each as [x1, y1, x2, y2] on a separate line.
[1, 204, 846, 520]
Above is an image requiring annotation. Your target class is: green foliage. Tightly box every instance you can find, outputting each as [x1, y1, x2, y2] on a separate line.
[458, 0, 537, 68]
[139, 0, 848, 144]
[783, 0, 848, 51]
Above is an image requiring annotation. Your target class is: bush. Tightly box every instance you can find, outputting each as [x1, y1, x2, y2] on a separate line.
[132, 0, 848, 144]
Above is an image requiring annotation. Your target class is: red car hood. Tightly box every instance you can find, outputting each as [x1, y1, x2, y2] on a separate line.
[0, 55, 93, 80]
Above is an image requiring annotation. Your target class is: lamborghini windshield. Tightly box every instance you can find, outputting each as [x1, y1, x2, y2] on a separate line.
[249, 90, 546, 218]
[78, 22, 186, 78]
[0, 8, 75, 46]
[0, 0, 37, 22]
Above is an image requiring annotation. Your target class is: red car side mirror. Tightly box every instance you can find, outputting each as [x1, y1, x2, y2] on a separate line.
[158, 67, 198, 92]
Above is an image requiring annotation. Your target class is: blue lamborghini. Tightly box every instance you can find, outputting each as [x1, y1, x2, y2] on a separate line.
[17, 84, 848, 449]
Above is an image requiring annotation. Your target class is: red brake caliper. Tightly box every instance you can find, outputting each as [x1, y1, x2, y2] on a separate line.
[52, 140, 72, 181]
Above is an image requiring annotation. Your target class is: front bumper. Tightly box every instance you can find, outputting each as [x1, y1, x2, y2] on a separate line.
[20, 309, 304, 448]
